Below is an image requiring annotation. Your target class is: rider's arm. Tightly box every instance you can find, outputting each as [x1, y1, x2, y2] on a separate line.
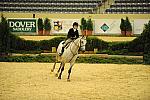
[67, 28, 72, 38]
[76, 30, 79, 38]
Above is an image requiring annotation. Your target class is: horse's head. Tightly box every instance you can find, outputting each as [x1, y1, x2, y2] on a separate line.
[80, 36, 87, 52]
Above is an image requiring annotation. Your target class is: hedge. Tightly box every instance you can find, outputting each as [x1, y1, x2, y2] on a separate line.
[39, 37, 66, 51]
[144, 53, 150, 64]
[86, 37, 108, 51]
[0, 55, 143, 64]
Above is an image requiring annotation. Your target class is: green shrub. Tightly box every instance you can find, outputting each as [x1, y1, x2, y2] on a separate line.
[108, 42, 129, 51]
[0, 56, 35, 62]
[44, 18, 51, 31]
[143, 21, 150, 64]
[76, 56, 143, 64]
[120, 17, 132, 36]
[0, 15, 11, 53]
[39, 37, 66, 51]
[144, 53, 150, 64]
[120, 18, 126, 31]
[128, 20, 150, 53]
[35, 55, 55, 62]
[86, 18, 93, 31]
[0, 55, 142, 64]
[0, 55, 55, 62]
[38, 18, 43, 30]
[97, 49, 128, 55]
[86, 37, 108, 51]
[80, 18, 87, 30]
[126, 17, 132, 31]
[128, 35, 145, 52]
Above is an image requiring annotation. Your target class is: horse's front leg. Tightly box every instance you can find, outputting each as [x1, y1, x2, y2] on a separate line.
[67, 63, 74, 82]
[55, 62, 62, 77]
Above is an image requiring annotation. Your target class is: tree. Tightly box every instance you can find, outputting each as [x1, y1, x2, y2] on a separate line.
[143, 20, 150, 64]
[120, 17, 132, 36]
[0, 14, 11, 54]
[37, 18, 44, 35]
[120, 18, 125, 30]
[80, 18, 87, 36]
[86, 18, 93, 31]
[126, 17, 132, 32]
[86, 18, 93, 35]
[80, 18, 87, 30]
[44, 18, 51, 35]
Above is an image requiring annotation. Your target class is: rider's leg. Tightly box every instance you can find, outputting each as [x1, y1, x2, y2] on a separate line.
[60, 39, 72, 55]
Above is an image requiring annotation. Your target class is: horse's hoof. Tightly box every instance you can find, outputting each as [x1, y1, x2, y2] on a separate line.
[55, 73, 58, 77]
[51, 69, 54, 72]
[67, 79, 71, 82]
[58, 77, 61, 79]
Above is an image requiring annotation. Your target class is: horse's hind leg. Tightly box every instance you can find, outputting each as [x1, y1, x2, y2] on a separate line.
[55, 62, 62, 77]
[58, 63, 65, 79]
[51, 61, 56, 72]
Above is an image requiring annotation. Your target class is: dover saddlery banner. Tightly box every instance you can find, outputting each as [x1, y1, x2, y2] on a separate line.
[8, 19, 37, 33]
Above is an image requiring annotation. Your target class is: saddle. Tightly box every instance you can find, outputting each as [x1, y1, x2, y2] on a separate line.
[59, 41, 72, 56]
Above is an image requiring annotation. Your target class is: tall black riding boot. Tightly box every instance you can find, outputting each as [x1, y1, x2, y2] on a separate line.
[60, 47, 64, 56]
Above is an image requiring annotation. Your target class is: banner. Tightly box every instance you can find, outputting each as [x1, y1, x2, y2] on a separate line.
[94, 19, 121, 34]
[134, 19, 149, 34]
[8, 19, 36, 33]
[7, 18, 149, 35]
[51, 19, 81, 34]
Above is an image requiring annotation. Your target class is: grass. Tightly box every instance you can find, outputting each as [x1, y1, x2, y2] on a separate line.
[0, 55, 143, 64]
[76, 56, 143, 64]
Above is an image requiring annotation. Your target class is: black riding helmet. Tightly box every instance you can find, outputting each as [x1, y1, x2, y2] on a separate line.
[73, 22, 78, 27]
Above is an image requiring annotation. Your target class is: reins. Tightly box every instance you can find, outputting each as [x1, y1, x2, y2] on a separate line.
[68, 38, 81, 62]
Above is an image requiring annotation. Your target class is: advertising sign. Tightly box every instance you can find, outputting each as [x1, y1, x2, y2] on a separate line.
[8, 19, 36, 33]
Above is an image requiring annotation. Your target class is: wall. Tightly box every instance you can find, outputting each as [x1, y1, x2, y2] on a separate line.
[1, 12, 150, 35]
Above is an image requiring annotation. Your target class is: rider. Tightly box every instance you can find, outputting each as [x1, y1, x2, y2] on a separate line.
[60, 22, 79, 56]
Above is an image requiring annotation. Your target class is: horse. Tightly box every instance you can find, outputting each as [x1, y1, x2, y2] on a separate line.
[51, 36, 87, 81]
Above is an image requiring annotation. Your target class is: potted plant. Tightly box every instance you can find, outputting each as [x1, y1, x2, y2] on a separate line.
[44, 18, 51, 35]
[80, 18, 87, 36]
[125, 17, 132, 36]
[86, 18, 93, 36]
[120, 18, 126, 36]
[37, 18, 43, 35]
[120, 17, 133, 36]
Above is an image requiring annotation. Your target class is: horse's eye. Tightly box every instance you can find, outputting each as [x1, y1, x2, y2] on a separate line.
[81, 41, 83, 43]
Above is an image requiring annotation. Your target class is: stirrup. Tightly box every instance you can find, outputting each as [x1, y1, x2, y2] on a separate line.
[59, 47, 64, 56]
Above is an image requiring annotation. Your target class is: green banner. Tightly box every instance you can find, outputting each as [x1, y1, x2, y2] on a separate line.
[8, 19, 36, 32]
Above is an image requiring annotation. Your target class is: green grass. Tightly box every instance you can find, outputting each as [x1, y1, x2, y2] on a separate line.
[0, 55, 55, 62]
[0, 55, 143, 64]
[76, 56, 143, 64]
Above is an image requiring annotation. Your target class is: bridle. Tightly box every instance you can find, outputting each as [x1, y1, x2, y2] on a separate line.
[73, 37, 86, 48]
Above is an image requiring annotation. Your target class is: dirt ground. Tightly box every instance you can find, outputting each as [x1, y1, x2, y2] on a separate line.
[0, 62, 150, 100]
[19, 36, 136, 42]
